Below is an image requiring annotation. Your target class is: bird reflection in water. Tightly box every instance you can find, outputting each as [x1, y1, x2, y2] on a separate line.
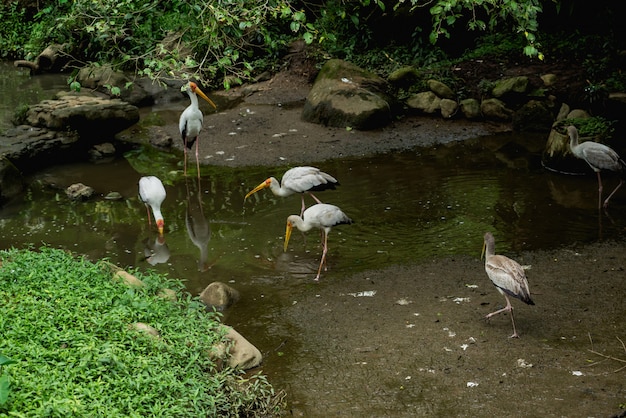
[185, 176, 212, 272]
[143, 235, 171, 266]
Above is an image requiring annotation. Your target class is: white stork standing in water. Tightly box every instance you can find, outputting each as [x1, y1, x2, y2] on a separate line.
[481, 232, 534, 338]
[566, 125, 626, 209]
[244, 166, 339, 215]
[284, 203, 352, 281]
[138, 176, 166, 236]
[179, 81, 217, 177]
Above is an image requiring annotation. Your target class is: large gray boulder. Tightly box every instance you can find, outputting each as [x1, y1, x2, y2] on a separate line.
[302, 59, 395, 130]
[0, 125, 79, 201]
[25, 93, 139, 141]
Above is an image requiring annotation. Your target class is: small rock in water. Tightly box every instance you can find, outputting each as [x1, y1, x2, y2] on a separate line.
[66, 183, 95, 201]
[89, 142, 116, 160]
[104, 191, 123, 200]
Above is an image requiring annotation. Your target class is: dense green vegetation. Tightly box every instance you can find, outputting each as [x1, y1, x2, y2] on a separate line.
[1, 0, 623, 91]
[0, 247, 282, 416]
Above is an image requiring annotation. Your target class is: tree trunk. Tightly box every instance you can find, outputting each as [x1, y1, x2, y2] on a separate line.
[13, 44, 69, 74]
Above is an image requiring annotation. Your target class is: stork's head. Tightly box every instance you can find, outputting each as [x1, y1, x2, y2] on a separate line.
[156, 219, 165, 236]
[181, 81, 217, 109]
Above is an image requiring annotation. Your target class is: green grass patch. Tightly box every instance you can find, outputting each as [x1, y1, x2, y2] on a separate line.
[0, 247, 282, 417]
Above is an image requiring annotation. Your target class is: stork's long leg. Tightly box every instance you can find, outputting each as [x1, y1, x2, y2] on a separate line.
[603, 179, 623, 208]
[308, 191, 323, 204]
[485, 301, 512, 320]
[183, 137, 189, 176]
[145, 205, 153, 226]
[300, 195, 306, 217]
[596, 171, 604, 209]
[315, 231, 328, 281]
[485, 294, 519, 338]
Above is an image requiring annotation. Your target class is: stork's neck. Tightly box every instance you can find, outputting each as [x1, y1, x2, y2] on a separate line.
[483, 234, 496, 260]
[288, 215, 313, 232]
[152, 207, 164, 224]
[484, 241, 495, 259]
[268, 177, 289, 197]
[567, 127, 579, 148]
[188, 90, 199, 108]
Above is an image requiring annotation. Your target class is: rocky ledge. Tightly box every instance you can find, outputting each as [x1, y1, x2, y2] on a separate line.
[0, 92, 139, 202]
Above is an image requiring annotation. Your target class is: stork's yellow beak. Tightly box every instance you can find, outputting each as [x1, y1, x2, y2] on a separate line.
[244, 179, 271, 200]
[157, 219, 165, 236]
[194, 86, 217, 109]
[481, 241, 486, 260]
[284, 221, 293, 252]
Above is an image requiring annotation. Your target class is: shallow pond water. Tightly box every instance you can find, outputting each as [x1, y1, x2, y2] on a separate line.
[0, 61, 68, 132]
[6, 133, 626, 265]
[2, 136, 625, 289]
[1, 61, 625, 416]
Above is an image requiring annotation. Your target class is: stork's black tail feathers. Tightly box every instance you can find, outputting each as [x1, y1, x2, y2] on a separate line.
[309, 182, 339, 192]
[501, 286, 535, 306]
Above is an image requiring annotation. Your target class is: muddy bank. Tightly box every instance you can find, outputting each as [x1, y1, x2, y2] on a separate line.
[141, 71, 510, 168]
[261, 242, 625, 417]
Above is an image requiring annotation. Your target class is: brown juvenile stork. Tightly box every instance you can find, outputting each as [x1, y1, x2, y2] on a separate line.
[481, 232, 534, 338]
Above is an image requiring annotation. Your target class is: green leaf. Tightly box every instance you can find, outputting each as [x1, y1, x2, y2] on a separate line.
[0, 374, 10, 405]
[69, 81, 81, 92]
[430, 5, 443, 15]
[523, 45, 538, 57]
[0, 355, 16, 366]
[280, 6, 291, 18]
[218, 56, 232, 66]
[294, 11, 306, 22]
